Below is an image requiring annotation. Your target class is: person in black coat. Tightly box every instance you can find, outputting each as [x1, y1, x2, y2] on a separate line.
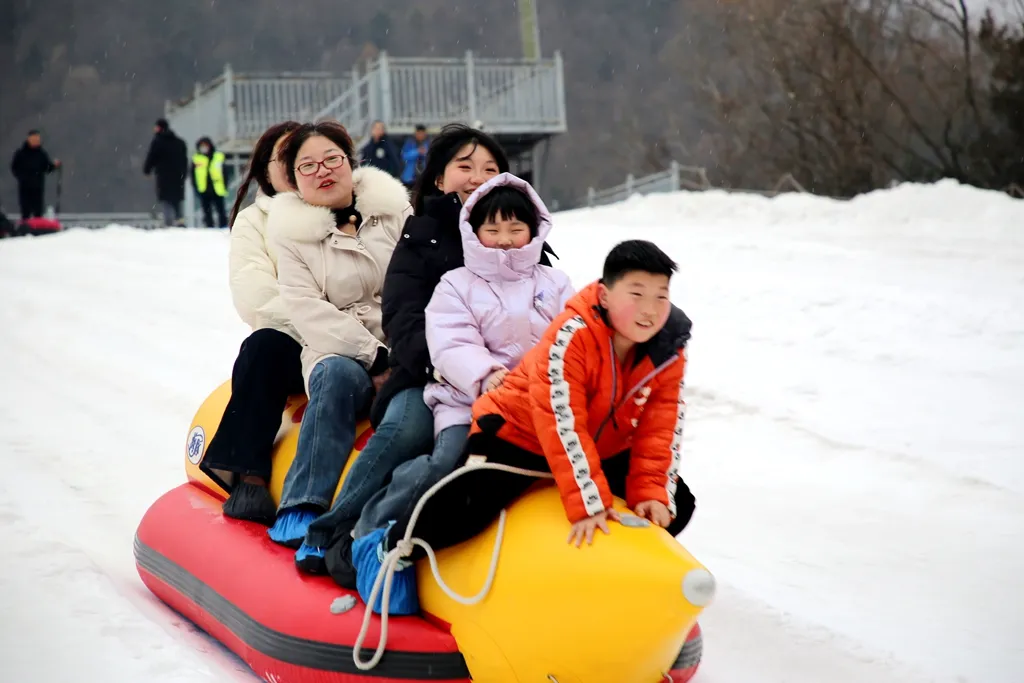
[10, 130, 60, 219]
[307, 123, 556, 581]
[143, 118, 188, 226]
[359, 120, 402, 178]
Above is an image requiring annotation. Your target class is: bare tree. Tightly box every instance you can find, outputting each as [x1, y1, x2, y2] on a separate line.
[666, 0, 1017, 195]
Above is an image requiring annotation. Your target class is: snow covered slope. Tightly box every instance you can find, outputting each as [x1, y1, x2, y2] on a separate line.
[1, 179, 1021, 682]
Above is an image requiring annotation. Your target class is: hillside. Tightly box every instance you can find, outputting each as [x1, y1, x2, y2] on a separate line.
[1, 0, 697, 212]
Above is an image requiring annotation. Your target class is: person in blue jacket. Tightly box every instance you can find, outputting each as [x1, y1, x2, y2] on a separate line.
[400, 124, 429, 189]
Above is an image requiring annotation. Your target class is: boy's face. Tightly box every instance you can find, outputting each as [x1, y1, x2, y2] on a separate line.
[599, 271, 672, 344]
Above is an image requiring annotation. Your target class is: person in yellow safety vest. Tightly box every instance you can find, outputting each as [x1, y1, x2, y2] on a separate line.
[192, 136, 230, 228]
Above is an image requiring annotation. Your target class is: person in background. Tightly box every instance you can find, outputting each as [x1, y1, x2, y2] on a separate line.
[192, 136, 230, 228]
[400, 124, 429, 190]
[143, 119, 187, 226]
[10, 129, 60, 220]
[360, 121, 402, 179]
[199, 120, 304, 525]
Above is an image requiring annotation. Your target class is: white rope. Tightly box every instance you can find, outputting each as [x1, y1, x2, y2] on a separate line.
[353, 460, 554, 670]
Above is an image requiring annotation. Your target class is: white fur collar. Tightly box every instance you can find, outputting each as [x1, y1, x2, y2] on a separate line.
[267, 166, 410, 243]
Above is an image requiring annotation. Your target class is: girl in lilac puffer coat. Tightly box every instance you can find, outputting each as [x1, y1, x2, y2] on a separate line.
[351, 173, 574, 553]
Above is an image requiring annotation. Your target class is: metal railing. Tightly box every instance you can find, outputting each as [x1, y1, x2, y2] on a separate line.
[166, 66, 351, 151]
[579, 163, 822, 208]
[583, 162, 702, 208]
[166, 52, 567, 152]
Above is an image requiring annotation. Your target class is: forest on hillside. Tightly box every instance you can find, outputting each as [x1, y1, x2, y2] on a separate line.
[2, 0, 1021, 212]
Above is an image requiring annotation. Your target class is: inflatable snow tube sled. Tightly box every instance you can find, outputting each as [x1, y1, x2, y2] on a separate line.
[135, 380, 713, 682]
[15, 217, 63, 237]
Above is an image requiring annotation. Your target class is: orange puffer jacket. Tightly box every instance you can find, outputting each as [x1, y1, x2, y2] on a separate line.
[470, 280, 692, 523]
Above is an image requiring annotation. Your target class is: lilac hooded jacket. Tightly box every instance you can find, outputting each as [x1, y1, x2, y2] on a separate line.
[422, 173, 575, 436]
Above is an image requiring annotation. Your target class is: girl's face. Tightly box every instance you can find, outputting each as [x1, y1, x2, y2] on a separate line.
[294, 134, 353, 209]
[436, 143, 500, 205]
[267, 135, 292, 194]
[476, 213, 532, 250]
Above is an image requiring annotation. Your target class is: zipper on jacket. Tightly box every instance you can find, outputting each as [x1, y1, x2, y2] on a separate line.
[594, 340, 620, 443]
[594, 350, 682, 443]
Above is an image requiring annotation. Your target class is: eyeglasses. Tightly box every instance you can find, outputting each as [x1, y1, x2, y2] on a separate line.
[296, 155, 347, 176]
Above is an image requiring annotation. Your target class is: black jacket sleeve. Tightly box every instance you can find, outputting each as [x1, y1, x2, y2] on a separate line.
[143, 138, 159, 175]
[11, 148, 24, 179]
[381, 227, 437, 382]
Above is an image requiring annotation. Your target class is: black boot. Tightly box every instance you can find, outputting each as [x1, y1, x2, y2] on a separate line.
[323, 520, 358, 589]
[222, 482, 277, 527]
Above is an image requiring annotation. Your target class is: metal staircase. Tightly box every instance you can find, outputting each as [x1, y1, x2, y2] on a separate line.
[166, 51, 567, 225]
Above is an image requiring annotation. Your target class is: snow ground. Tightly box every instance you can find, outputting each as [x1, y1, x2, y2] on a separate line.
[1, 179, 1021, 682]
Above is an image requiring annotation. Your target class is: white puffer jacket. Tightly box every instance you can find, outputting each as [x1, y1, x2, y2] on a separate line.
[268, 167, 412, 389]
[228, 192, 299, 340]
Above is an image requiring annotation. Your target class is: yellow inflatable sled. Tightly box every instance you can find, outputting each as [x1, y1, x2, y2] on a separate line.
[173, 381, 715, 682]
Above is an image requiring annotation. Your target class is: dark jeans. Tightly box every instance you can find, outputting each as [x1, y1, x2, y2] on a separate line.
[200, 328, 304, 489]
[199, 192, 227, 228]
[278, 356, 374, 512]
[303, 387, 434, 547]
[385, 425, 697, 559]
[18, 184, 44, 219]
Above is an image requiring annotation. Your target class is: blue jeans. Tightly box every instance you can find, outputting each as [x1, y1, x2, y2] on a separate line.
[278, 356, 374, 512]
[354, 423, 470, 539]
[303, 387, 434, 547]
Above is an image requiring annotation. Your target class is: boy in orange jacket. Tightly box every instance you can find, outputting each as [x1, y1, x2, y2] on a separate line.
[352, 240, 696, 614]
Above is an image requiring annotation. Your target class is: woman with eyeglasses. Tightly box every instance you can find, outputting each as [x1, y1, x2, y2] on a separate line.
[263, 120, 412, 549]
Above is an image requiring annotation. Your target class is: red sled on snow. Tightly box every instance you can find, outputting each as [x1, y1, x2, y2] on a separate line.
[16, 216, 63, 236]
[5, 168, 65, 237]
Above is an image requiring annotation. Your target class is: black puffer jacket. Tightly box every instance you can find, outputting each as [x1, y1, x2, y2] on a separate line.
[370, 192, 557, 427]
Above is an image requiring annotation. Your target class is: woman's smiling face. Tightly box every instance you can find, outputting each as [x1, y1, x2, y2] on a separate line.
[294, 134, 353, 209]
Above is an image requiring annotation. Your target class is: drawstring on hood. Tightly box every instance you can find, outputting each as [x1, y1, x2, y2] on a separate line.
[457, 173, 554, 283]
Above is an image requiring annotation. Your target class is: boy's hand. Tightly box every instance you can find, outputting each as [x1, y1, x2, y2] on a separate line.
[567, 508, 621, 547]
[483, 367, 508, 393]
[634, 500, 671, 528]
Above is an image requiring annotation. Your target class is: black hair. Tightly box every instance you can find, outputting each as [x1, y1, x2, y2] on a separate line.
[468, 185, 539, 238]
[415, 124, 427, 132]
[229, 120, 302, 227]
[411, 123, 509, 215]
[155, 119, 169, 131]
[280, 120, 356, 187]
[602, 240, 678, 286]
[27, 129, 40, 136]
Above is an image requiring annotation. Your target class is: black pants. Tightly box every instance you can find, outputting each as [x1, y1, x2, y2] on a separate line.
[18, 184, 44, 219]
[199, 192, 228, 228]
[200, 328, 305, 489]
[385, 420, 697, 558]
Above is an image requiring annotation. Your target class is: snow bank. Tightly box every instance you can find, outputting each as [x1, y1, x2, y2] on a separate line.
[1, 181, 1021, 682]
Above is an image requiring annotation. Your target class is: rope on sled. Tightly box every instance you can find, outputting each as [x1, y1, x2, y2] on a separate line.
[353, 459, 554, 671]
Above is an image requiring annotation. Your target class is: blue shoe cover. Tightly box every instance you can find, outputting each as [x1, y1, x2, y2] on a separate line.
[352, 524, 419, 615]
[268, 508, 318, 546]
[294, 542, 327, 574]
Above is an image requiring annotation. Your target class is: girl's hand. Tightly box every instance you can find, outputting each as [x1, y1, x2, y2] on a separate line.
[483, 367, 508, 393]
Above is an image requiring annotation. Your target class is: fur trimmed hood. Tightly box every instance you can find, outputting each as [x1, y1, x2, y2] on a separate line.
[267, 166, 410, 244]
